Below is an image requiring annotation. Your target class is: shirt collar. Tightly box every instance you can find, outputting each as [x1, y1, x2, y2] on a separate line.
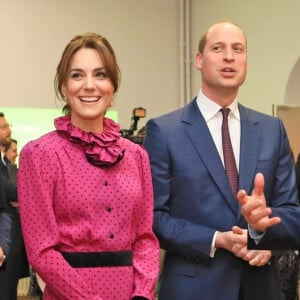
[196, 90, 240, 121]
[1, 151, 6, 166]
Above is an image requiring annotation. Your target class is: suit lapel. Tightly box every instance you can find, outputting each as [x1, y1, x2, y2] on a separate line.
[0, 157, 9, 179]
[182, 99, 238, 213]
[237, 104, 261, 220]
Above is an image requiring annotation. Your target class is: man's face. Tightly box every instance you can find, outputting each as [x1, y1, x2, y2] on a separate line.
[0, 117, 11, 146]
[196, 22, 247, 96]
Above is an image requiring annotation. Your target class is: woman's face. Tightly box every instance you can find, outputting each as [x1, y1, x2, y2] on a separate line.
[5, 141, 18, 164]
[63, 48, 115, 132]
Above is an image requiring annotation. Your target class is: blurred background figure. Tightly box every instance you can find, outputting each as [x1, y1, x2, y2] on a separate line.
[0, 174, 12, 270]
[4, 138, 18, 188]
[0, 113, 29, 300]
[4, 138, 18, 165]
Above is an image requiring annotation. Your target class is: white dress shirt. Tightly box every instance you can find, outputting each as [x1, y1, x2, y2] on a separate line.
[196, 91, 241, 257]
[196, 91, 241, 169]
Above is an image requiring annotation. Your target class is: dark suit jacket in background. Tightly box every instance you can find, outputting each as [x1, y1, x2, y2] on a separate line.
[0, 156, 17, 202]
[144, 99, 299, 300]
[0, 157, 29, 300]
[0, 174, 11, 256]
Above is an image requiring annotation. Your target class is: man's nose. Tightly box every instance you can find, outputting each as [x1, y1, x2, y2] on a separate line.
[224, 48, 234, 60]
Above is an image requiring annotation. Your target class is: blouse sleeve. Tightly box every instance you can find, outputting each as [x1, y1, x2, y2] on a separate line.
[18, 140, 103, 300]
[131, 146, 159, 300]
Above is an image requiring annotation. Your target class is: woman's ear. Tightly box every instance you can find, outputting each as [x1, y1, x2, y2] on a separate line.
[61, 86, 67, 98]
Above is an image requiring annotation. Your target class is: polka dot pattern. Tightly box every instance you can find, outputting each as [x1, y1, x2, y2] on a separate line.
[17, 124, 159, 300]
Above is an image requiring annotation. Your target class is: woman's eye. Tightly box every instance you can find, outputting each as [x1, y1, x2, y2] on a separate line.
[96, 71, 107, 78]
[70, 72, 82, 79]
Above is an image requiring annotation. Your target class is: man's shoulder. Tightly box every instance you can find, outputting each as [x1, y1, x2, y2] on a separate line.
[239, 104, 279, 122]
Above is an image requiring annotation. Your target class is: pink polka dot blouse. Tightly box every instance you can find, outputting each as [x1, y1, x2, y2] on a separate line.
[17, 115, 159, 300]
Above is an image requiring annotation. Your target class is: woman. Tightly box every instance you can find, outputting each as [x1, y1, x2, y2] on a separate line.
[18, 33, 159, 300]
[4, 138, 18, 165]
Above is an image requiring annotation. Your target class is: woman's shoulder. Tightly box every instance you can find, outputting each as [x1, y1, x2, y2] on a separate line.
[21, 130, 63, 156]
[120, 137, 149, 160]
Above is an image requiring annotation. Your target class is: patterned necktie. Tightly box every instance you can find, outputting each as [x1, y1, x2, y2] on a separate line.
[221, 108, 239, 198]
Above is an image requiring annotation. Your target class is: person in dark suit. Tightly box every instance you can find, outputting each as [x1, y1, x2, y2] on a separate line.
[0, 174, 12, 269]
[0, 113, 29, 300]
[4, 139, 19, 186]
[0, 113, 12, 268]
[143, 20, 298, 300]
[0, 113, 16, 202]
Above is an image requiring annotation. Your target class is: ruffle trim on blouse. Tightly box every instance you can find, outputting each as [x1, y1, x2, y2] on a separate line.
[55, 115, 125, 168]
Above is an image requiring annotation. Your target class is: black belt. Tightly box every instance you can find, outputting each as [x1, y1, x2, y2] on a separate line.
[61, 251, 133, 268]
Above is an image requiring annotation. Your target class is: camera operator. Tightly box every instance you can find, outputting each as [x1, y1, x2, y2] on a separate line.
[120, 107, 146, 145]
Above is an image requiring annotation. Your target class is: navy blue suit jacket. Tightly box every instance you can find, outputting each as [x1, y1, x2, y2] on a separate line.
[144, 99, 299, 300]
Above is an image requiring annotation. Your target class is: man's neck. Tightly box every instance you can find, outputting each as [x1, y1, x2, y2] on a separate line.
[202, 87, 238, 107]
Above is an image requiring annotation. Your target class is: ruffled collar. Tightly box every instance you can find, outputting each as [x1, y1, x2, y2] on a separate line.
[55, 115, 125, 168]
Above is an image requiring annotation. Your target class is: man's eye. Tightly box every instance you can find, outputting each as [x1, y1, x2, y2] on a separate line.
[234, 46, 244, 53]
[213, 46, 221, 52]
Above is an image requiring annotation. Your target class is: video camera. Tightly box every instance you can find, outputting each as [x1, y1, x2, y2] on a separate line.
[120, 107, 146, 145]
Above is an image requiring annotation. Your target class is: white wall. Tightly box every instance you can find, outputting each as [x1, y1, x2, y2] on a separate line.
[1, 0, 300, 129]
[190, 0, 300, 115]
[0, 0, 180, 129]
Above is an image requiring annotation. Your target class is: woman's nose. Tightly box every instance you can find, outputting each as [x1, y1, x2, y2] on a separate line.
[84, 75, 96, 89]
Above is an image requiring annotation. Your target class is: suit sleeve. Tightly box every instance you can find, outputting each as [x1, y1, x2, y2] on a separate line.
[250, 118, 300, 249]
[144, 119, 216, 258]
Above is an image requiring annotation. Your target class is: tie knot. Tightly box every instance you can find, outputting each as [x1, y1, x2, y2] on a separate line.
[221, 108, 230, 119]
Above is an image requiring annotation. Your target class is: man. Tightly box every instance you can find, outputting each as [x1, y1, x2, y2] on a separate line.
[0, 113, 12, 270]
[144, 20, 299, 300]
[0, 113, 17, 207]
[4, 139, 19, 198]
[0, 112, 29, 300]
[0, 174, 11, 269]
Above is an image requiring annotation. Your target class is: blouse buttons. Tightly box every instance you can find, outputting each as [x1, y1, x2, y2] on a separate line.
[103, 180, 112, 239]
